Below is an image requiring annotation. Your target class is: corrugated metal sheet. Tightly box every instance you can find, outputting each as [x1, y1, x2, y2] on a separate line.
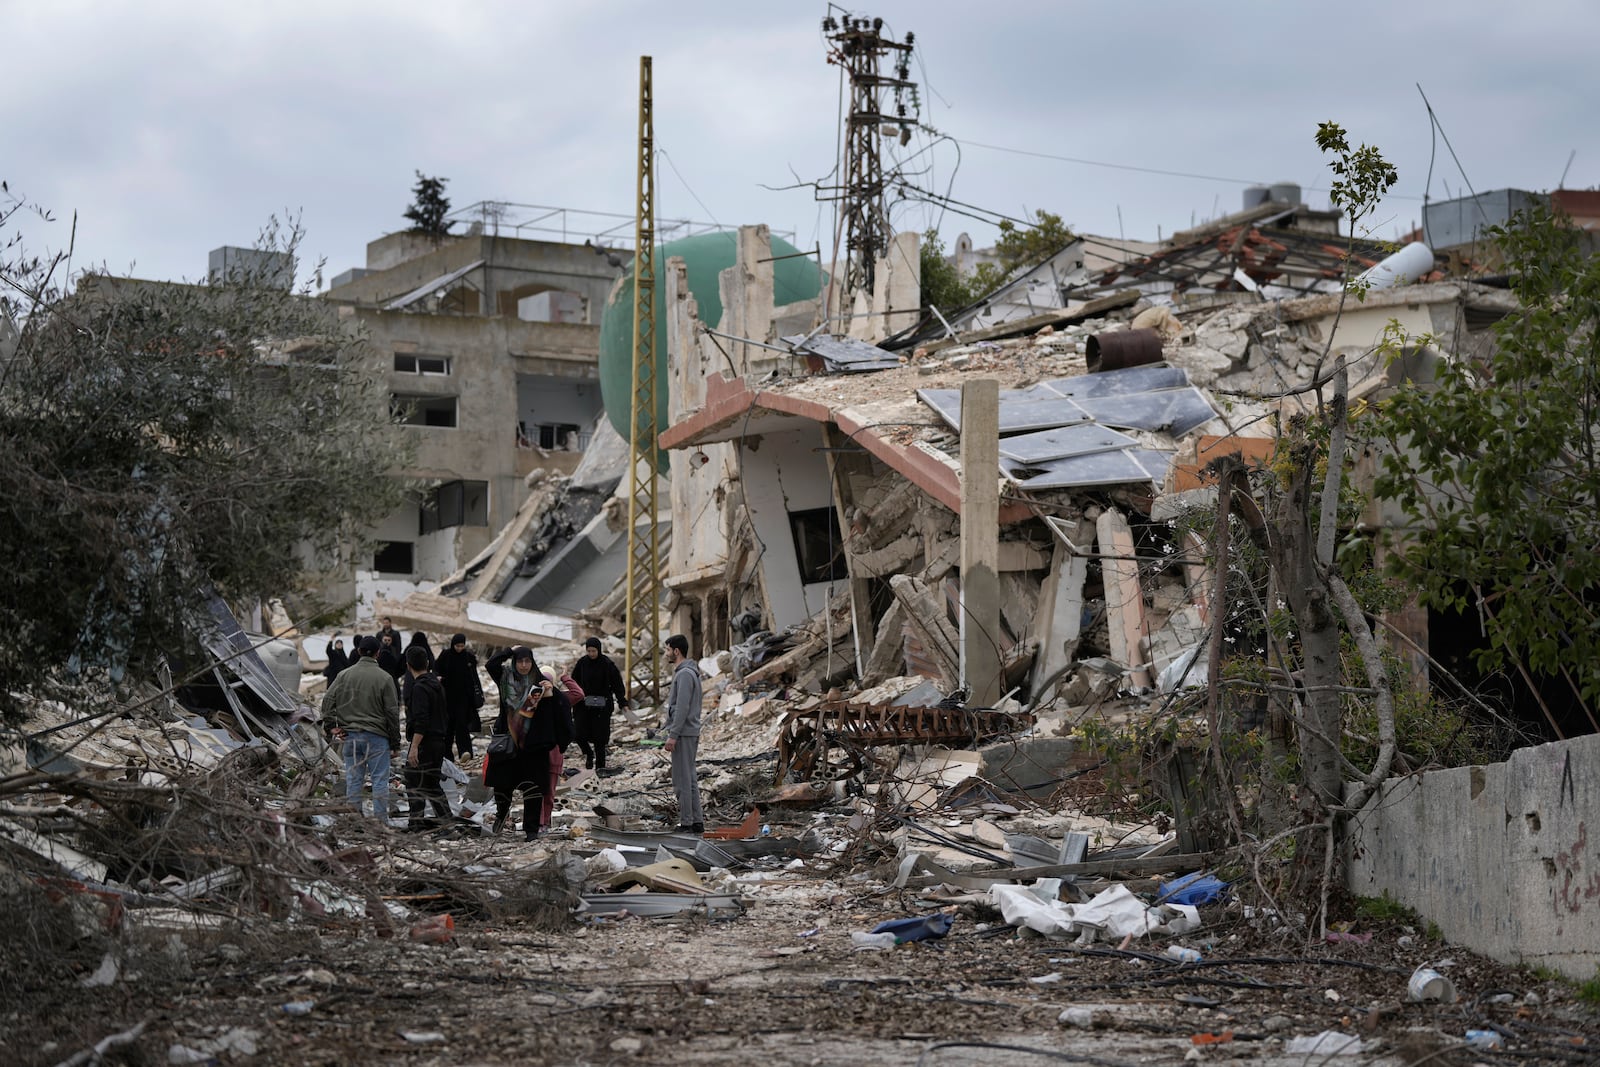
[383, 259, 485, 311]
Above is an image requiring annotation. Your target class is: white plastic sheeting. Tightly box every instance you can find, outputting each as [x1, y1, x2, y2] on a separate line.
[989, 881, 1200, 942]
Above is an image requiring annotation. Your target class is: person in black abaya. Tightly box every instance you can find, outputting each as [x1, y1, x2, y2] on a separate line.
[482, 647, 572, 840]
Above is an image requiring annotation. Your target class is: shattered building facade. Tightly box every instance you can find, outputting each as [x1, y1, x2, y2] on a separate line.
[320, 228, 621, 613]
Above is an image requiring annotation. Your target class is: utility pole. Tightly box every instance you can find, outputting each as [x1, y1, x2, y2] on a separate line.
[625, 55, 662, 707]
[823, 13, 917, 299]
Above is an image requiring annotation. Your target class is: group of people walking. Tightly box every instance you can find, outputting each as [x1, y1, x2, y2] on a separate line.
[320, 624, 701, 840]
[326, 618, 485, 745]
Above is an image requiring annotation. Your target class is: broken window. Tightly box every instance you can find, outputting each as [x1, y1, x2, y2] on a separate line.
[535, 422, 584, 450]
[419, 479, 490, 533]
[373, 541, 414, 574]
[393, 353, 452, 375]
[392, 394, 457, 427]
[789, 507, 848, 583]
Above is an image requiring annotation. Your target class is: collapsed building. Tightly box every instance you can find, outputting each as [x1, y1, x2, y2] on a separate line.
[645, 220, 1516, 720]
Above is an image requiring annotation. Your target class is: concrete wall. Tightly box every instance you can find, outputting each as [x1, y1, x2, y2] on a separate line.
[1346, 732, 1600, 979]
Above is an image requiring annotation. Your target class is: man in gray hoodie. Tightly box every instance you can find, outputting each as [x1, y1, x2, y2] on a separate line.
[662, 634, 704, 834]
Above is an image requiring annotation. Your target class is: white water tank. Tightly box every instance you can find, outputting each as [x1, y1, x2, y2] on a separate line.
[1355, 242, 1434, 290]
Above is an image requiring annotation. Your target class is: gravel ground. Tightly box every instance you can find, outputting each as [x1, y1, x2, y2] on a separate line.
[10, 868, 1598, 1067]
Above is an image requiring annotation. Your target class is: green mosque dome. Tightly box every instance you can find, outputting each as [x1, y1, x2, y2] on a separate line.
[598, 232, 825, 455]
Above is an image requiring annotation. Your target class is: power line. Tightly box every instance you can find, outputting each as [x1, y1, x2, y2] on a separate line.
[948, 134, 1426, 203]
[1416, 84, 1489, 226]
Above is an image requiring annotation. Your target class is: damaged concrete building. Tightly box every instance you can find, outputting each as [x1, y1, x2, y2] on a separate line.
[320, 223, 621, 612]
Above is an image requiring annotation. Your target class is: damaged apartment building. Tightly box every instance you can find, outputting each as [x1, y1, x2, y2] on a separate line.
[319, 220, 622, 615]
[82, 226, 625, 631]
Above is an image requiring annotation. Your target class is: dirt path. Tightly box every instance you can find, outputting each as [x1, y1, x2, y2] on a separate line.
[13, 877, 1598, 1067]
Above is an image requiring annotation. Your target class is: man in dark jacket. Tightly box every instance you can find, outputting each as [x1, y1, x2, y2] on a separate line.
[402, 646, 453, 830]
[377, 631, 405, 682]
[321, 636, 402, 821]
[434, 633, 483, 761]
[378, 616, 404, 650]
[569, 637, 629, 773]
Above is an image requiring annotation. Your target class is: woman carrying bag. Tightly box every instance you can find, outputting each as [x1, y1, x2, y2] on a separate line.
[482, 646, 572, 840]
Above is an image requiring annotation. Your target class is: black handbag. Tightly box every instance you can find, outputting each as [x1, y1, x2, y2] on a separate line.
[486, 732, 517, 761]
[472, 672, 487, 710]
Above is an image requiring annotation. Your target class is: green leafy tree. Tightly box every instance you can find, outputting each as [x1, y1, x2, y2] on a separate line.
[0, 191, 409, 717]
[403, 172, 453, 238]
[991, 209, 1076, 274]
[1262, 123, 1400, 815]
[1367, 202, 1600, 735]
[919, 210, 1076, 314]
[919, 229, 977, 316]
[1191, 124, 1402, 930]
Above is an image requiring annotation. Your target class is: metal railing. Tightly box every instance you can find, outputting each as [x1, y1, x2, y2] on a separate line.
[447, 200, 795, 251]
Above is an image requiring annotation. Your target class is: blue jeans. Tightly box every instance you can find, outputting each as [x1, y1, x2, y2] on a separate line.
[343, 730, 391, 817]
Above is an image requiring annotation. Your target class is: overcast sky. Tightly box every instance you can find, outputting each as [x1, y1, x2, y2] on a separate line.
[8, 0, 1598, 288]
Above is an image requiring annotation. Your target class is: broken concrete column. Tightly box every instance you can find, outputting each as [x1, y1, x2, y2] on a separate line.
[1096, 508, 1153, 689]
[859, 231, 922, 343]
[1031, 518, 1093, 701]
[862, 598, 909, 684]
[889, 574, 960, 689]
[824, 423, 878, 677]
[960, 379, 1002, 706]
[717, 225, 775, 371]
[665, 256, 707, 414]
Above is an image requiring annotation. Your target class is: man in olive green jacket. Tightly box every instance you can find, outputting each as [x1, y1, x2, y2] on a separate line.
[322, 636, 402, 819]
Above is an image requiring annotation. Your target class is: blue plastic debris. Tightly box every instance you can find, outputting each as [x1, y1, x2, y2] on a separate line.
[1156, 872, 1228, 906]
[870, 911, 954, 944]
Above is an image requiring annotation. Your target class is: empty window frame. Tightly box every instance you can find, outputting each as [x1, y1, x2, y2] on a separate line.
[535, 422, 583, 450]
[788, 507, 848, 584]
[392, 394, 457, 427]
[393, 353, 452, 375]
[418, 480, 490, 534]
[373, 541, 415, 575]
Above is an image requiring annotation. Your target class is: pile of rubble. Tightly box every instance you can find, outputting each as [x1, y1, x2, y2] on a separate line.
[9, 636, 1600, 1065]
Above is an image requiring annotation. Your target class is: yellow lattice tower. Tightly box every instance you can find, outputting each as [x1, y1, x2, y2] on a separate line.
[624, 55, 662, 707]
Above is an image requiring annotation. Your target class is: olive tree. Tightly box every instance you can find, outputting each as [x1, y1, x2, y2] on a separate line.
[0, 189, 408, 716]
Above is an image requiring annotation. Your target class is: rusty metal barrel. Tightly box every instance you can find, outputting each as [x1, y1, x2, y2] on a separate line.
[1086, 327, 1163, 373]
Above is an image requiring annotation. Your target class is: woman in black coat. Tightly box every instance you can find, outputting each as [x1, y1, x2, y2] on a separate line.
[323, 637, 350, 683]
[406, 631, 434, 669]
[433, 633, 482, 761]
[483, 647, 572, 840]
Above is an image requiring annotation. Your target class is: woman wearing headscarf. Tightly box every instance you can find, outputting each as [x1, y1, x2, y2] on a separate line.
[433, 633, 483, 761]
[534, 667, 586, 830]
[323, 637, 350, 684]
[482, 647, 573, 839]
[405, 631, 434, 668]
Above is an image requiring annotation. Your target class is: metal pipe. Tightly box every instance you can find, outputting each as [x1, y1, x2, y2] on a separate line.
[1086, 328, 1163, 373]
